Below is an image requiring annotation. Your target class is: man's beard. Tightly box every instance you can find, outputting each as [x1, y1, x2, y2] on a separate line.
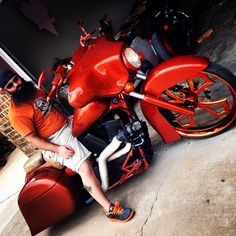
[11, 81, 37, 105]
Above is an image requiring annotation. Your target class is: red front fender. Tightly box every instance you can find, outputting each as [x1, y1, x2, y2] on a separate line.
[141, 55, 209, 143]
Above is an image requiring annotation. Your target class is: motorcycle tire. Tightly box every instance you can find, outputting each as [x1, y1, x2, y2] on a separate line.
[151, 32, 172, 61]
[160, 62, 236, 138]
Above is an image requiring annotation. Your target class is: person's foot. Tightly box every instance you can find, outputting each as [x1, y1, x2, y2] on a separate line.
[104, 201, 135, 223]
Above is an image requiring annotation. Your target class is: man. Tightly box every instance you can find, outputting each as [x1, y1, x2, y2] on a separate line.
[0, 69, 134, 223]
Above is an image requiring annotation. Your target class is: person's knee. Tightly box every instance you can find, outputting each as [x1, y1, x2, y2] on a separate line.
[78, 160, 94, 178]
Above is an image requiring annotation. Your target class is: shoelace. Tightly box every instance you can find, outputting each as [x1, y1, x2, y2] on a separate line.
[112, 201, 124, 215]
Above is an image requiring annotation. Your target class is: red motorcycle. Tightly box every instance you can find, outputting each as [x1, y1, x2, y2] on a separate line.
[18, 21, 236, 235]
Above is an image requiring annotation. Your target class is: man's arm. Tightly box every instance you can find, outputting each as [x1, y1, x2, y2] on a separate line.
[25, 132, 75, 159]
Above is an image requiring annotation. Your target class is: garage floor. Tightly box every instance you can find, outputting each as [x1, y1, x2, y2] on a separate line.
[0, 1, 236, 235]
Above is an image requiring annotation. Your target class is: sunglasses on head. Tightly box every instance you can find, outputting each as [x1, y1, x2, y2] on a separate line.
[4, 75, 19, 90]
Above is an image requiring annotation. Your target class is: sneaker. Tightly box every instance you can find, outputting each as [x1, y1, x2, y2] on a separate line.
[104, 201, 135, 223]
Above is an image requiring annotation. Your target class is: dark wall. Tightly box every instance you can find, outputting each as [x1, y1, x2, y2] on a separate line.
[0, 0, 135, 80]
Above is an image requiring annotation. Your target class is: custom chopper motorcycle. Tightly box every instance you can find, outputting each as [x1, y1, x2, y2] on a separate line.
[18, 20, 236, 235]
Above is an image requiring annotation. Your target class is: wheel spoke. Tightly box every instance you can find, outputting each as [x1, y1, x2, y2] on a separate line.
[175, 113, 197, 128]
[195, 73, 215, 95]
[186, 79, 195, 93]
[165, 89, 186, 104]
[198, 98, 232, 118]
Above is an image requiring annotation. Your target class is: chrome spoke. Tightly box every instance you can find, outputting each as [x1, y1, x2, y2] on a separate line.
[198, 98, 231, 118]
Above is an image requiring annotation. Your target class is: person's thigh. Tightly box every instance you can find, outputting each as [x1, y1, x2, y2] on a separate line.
[44, 124, 91, 171]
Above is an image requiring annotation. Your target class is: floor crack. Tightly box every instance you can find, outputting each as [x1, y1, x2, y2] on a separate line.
[0, 190, 20, 204]
[140, 170, 170, 236]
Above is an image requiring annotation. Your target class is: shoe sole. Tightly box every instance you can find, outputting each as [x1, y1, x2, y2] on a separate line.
[108, 210, 135, 223]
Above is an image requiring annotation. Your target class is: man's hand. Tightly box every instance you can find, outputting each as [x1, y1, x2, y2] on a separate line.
[25, 132, 75, 159]
[57, 145, 75, 159]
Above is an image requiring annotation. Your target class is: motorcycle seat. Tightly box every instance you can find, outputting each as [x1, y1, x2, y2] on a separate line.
[23, 151, 64, 174]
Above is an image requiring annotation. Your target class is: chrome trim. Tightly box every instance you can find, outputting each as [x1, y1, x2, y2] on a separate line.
[129, 92, 145, 99]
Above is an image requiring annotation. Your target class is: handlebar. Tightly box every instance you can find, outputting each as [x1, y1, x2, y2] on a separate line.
[78, 20, 96, 47]
[47, 65, 67, 102]
[78, 15, 113, 47]
[37, 65, 67, 103]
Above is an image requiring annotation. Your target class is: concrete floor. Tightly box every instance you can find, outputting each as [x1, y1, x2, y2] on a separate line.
[0, 148, 28, 233]
[1, 125, 236, 236]
[1, 0, 236, 235]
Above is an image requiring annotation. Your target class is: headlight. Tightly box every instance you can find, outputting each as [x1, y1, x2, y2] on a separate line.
[123, 47, 142, 69]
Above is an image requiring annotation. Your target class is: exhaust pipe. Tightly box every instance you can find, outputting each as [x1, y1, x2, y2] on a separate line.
[108, 143, 131, 162]
[97, 136, 122, 191]
[97, 137, 132, 191]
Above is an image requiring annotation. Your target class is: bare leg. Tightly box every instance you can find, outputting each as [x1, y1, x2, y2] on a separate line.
[77, 159, 110, 212]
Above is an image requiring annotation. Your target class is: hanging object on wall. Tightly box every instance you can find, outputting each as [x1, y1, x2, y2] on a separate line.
[20, 0, 58, 36]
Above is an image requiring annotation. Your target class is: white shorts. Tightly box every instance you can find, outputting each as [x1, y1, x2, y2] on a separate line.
[42, 122, 91, 172]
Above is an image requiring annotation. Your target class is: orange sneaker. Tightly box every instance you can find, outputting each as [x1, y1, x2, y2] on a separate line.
[104, 201, 135, 223]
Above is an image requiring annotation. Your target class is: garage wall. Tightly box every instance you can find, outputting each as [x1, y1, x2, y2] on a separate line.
[0, 0, 135, 80]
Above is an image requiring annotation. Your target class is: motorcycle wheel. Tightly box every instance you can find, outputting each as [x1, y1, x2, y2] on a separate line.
[151, 32, 172, 60]
[160, 63, 236, 137]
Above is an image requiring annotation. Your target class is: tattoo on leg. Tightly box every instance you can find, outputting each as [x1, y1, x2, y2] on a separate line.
[84, 185, 92, 193]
